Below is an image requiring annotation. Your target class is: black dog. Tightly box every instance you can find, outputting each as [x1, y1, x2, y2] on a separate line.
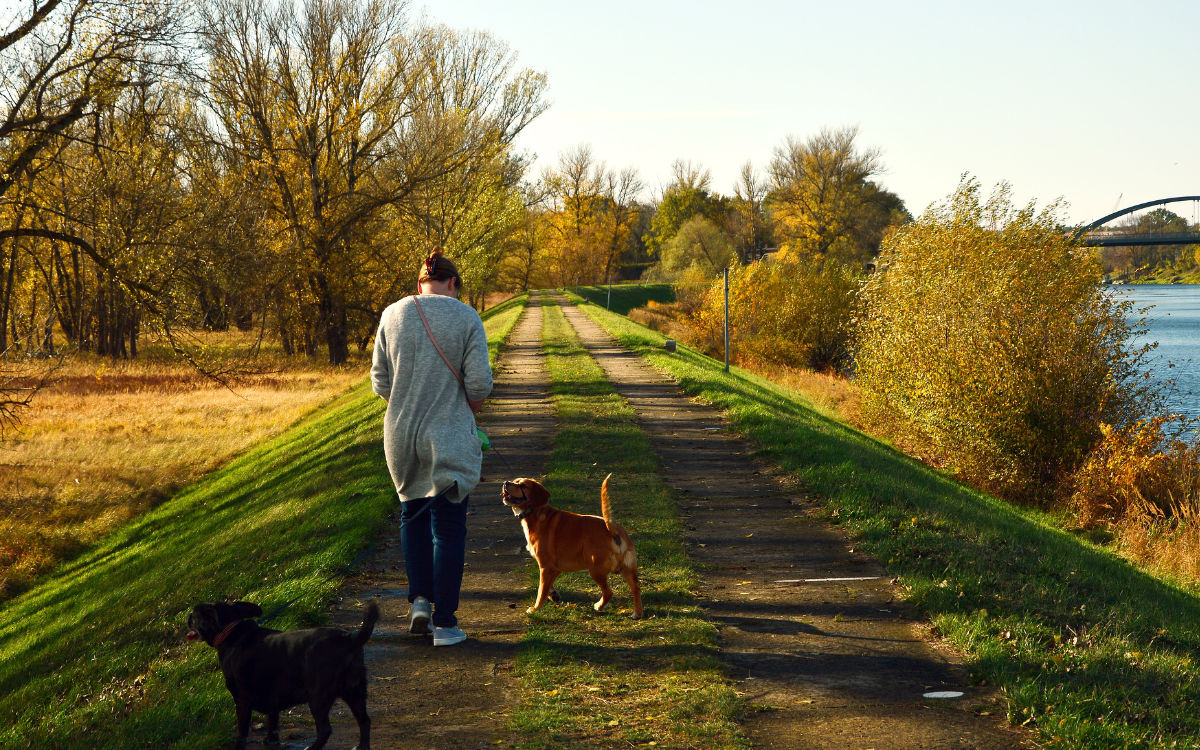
[186, 600, 379, 750]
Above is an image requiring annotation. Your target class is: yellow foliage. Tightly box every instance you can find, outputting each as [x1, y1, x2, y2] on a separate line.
[682, 258, 860, 371]
[856, 177, 1154, 503]
[1070, 417, 1200, 527]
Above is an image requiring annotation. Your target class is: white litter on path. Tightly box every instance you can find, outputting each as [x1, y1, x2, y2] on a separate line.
[773, 576, 883, 583]
[923, 691, 965, 699]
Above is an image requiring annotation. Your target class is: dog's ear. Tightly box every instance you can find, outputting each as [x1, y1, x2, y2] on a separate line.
[230, 601, 263, 619]
[523, 479, 550, 507]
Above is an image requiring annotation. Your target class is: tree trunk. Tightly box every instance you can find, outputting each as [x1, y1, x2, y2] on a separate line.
[313, 271, 348, 365]
[0, 241, 16, 352]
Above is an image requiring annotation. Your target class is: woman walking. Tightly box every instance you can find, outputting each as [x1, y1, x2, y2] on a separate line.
[370, 250, 493, 646]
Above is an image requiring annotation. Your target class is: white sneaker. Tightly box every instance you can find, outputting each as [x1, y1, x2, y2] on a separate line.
[433, 625, 467, 647]
[408, 596, 431, 635]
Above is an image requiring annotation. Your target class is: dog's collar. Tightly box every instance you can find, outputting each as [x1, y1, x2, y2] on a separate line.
[212, 619, 244, 647]
[516, 507, 535, 521]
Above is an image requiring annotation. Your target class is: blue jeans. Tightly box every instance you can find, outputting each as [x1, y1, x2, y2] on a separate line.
[401, 488, 469, 628]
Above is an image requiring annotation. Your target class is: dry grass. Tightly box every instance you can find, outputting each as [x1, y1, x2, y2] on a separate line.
[1115, 516, 1200, 587]
[0, 331, 364, 600]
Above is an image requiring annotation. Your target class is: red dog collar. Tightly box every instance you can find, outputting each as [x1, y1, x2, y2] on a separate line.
[213, 619, 243, 646]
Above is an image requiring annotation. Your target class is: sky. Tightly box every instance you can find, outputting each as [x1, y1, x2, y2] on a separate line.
[418, 0, 1200, 226]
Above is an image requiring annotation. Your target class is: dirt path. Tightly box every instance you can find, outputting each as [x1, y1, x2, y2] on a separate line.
[275, 297, 553, 750]
[556, 296, 1032, 750]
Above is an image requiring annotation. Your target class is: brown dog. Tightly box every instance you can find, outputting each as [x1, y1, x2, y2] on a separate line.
[186, 599, 378, 750]
[502, 474, 643, 618]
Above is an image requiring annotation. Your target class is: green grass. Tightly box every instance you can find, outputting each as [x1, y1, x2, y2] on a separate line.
[569, 283, 675, 315]
[0, 297, 526, 749]
[510, 297, 746, 750]
[571, 293, 1200, 750]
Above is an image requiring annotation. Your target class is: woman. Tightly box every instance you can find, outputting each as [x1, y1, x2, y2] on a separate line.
[370, 250, 492, 646]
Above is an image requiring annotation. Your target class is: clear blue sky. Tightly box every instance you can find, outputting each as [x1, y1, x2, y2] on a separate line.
[420, 0, 1200, 226]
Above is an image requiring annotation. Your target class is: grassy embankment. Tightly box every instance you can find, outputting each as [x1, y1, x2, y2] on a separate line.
[570, 282, 675, 315]
[572, 290, 1200, 749]
[510, 298, 745, 749]
[0, 294, 527, 750]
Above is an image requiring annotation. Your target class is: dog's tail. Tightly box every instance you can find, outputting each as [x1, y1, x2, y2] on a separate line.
[354, 600, 380, 647]
[601, 473, 616, 533]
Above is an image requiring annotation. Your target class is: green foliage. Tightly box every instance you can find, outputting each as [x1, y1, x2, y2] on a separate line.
[577, 300, 1200, 750]
[650, 215, 736, 281]
[643, 185, 728, 258]
[856, 177, 1155, 502]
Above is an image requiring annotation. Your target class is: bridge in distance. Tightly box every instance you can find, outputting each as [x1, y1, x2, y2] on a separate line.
[1076, 195, 1200, 247]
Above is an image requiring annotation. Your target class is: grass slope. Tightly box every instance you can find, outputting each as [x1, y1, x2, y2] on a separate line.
[0, 295, 526, 749]
[510, 299, 745, 749]
[569, 283, 675, 315]
[572, 293, 1200, 750]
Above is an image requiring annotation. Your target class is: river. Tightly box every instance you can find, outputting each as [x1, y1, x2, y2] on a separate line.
[1118, 284, 1200, 419]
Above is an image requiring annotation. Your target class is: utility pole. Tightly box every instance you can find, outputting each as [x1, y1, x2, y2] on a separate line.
[723, 267, 730, 373]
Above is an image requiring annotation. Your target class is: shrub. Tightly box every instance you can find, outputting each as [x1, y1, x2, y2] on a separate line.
[856, 178, 1156, 503]
[683, 257, 861, 371]
[1070, 417, 1200, 523]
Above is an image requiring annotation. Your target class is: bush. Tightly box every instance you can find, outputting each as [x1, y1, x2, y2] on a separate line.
[684, 257, 860, 371]
[855, 178, 1156, 503]
[1071, 417, 1200, 527]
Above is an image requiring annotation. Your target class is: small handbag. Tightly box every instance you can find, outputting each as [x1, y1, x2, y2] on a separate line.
[411, 296, 490, 450]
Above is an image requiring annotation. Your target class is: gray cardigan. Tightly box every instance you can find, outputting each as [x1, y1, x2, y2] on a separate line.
[370, 294, 493, 502]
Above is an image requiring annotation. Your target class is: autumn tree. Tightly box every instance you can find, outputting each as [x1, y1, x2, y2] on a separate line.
[768, 126, 906, 266]
[857, 178, 1154, 502]
[201, 0, 545, 363]
[725, 161, 772, 262]
[537, 145, 642, 287]
[653, 215, 734, 280]
[0, 0, 190, 355]
[643, 159, 727, 258]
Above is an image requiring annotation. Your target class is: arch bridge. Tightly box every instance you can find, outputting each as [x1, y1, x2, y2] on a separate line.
[1075, 196, 1200, 247]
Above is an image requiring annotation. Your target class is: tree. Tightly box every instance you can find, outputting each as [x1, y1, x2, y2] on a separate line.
[201, 0, 545, 362]
[768, 126, 906, 265]
[643, 159, 727, 258]
[654, 215, 734, 280]
[856, 177, 1156, 502]
[725, 161, 771, 262]
[0, 0, 190, 345]
[536, 145, 642, 287]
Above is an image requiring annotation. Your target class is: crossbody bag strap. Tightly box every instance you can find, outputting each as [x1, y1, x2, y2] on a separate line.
[412, 295, 466, 389]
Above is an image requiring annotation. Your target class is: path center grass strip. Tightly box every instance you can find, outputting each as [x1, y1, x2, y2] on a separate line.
[0, 295, 526, 750]
[510, 298, 745, 750]
[572, 293, 1200, 750]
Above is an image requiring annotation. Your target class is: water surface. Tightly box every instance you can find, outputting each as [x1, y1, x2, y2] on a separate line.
[1117, 284, 1200, 418]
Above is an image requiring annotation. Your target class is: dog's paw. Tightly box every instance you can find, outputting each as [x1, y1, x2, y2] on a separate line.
[525, 606, 536, 615]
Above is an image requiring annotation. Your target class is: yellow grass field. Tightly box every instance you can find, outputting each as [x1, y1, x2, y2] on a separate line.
[0, 332, 366, 600]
